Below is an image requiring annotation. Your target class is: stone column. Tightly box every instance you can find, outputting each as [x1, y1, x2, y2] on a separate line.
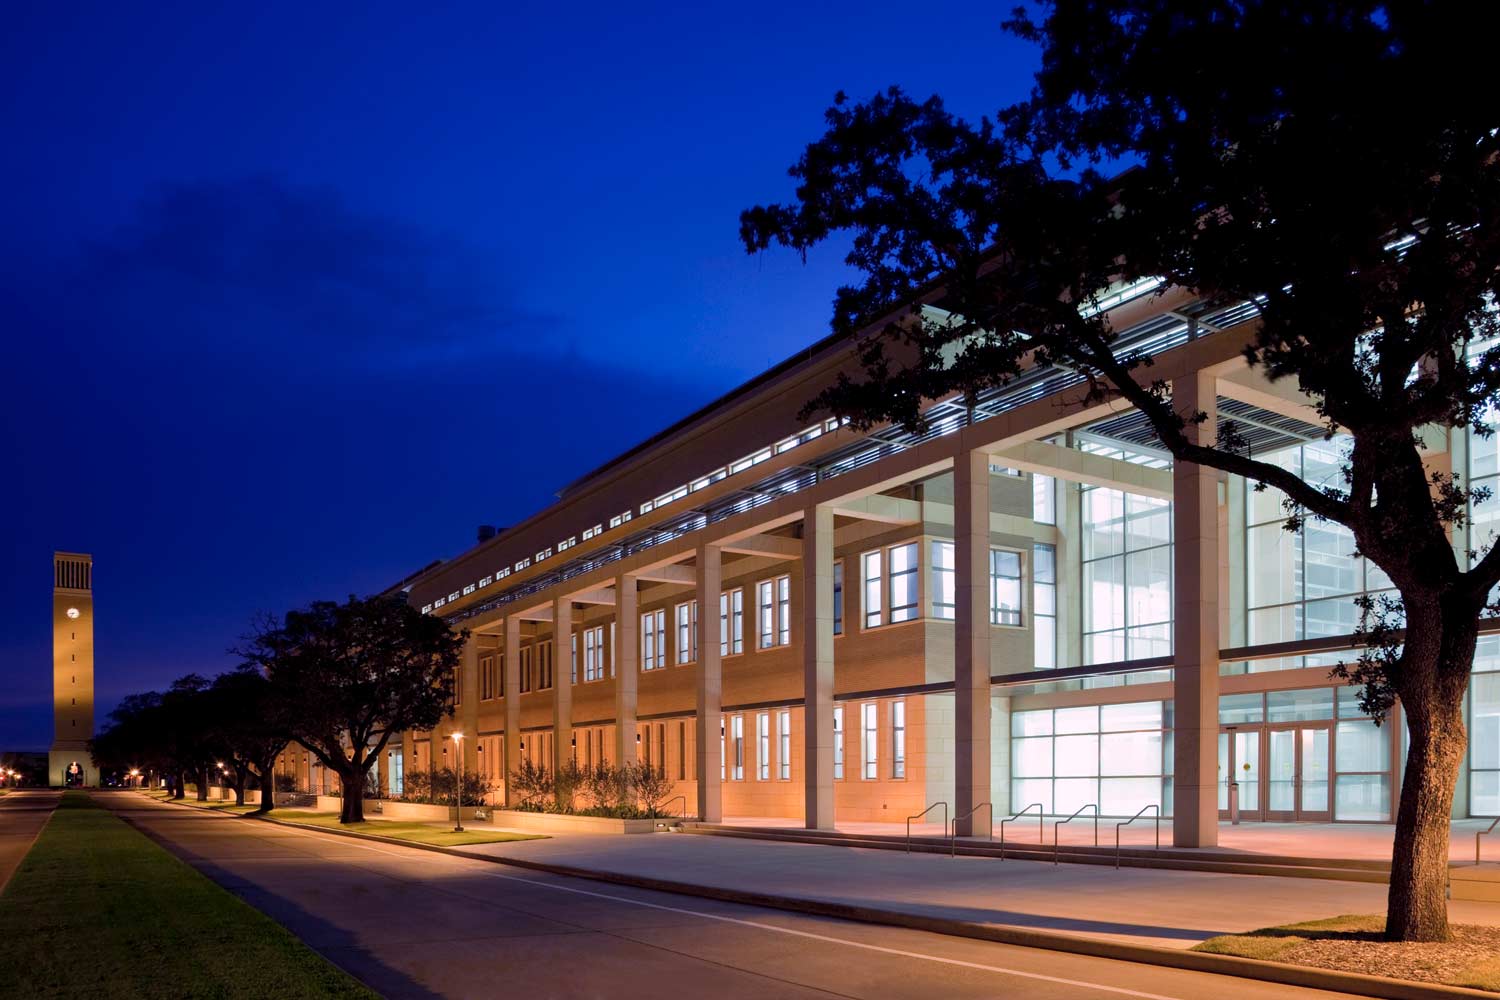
[695, 543, 723, 823]
[803, 505, 836, 830]
[460, 635, 480, 774]
[503, 616, 522, 808]
[615, 574, 640, 768]
[1172, 371, 1220, 847]
[401, 729, 414, 798]
[954, 449, 992, 836]
[553, 596, 573, 775]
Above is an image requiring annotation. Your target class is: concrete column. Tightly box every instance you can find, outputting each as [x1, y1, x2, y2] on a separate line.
[803, 505, 836, 830]
[695, 543, 723, 823]
[954, 449, 992, 836]
[615, 574, 639, 768]
[553, 596, 573, 774]
[401, 729, 414, 796]
[460, 635, 480, 774]
[1172, 372, 1220, 847]
[503, 616, 522, 808]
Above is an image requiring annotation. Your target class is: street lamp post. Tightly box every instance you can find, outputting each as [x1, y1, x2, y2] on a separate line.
[451, 732, 465, 832]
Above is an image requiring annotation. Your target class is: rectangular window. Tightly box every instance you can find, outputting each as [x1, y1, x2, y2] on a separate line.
[480, 655, 494, 700]
[454, 663, 463, 706]
[932, 540, 955, 619]
[990, 549, 1022, 626]
[1033, 473, 1056, 525]
[757, 575, 793, 649]
[678, 721, 687, 781]
[757, 713, 770, 780]
[498, 651, 506, 699]
[778, 575, 791, 646]
[520, 646, 533, 693]
[862, 702, 878, 779]
[720, 589, 744, 655]
[675, 600, 698, 664]
[778, 710, 791, 780]
[833, 706, 844, 779]
[1033, 543, 1057, 670]
[641, 609, 666, 670]
[892, 701, 906, 779]
[833, 561, 845, 635]
[583, 625, 605, 681]
[570, 633, 577, 685]
[862, 550, 883, 628]
[720, 717, 726, 781]
[889, 543, 918, 623]
[732, 715, 744, 780]
[538, 640, 553, 690]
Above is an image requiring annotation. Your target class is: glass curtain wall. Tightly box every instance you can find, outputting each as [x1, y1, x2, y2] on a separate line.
[1011, 700, 1169, 816]
[1080, 483, 1173, 684]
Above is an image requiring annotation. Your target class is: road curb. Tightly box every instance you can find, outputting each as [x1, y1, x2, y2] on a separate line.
[146, 795, 1495, 1000]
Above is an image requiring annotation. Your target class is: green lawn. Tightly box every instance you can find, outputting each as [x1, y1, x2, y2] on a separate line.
[271, 810, 545, 847]
[162, 797, 261, 815]
[0, 792, 378, 999]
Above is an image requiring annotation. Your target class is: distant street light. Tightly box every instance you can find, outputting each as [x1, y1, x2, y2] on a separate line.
[450, 732, 465, 832]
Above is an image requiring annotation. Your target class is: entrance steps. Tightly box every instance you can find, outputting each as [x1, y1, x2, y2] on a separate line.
[680, 822, 1395, 884]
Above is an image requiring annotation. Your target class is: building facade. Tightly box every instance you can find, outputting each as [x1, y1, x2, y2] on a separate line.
[368, 284, 1496, 844]
[50, 551, 97, 788]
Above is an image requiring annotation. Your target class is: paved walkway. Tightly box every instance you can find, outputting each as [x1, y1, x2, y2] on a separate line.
[0, 790, 59, 893]
[456, 824, 1500, 949]
[722, 815, 1500, 863]
[105, 794, 1361, 1000]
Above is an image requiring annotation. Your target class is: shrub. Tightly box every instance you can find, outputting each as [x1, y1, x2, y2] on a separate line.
[274, 774, 297, 793]
[399, 767, 492, 806]
[507, 758, 552, 811]
[506, 759, 681, 818]
[630, 762, 676, 818]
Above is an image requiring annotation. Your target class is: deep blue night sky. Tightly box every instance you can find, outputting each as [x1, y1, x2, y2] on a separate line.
[0, 4, 1037, 749]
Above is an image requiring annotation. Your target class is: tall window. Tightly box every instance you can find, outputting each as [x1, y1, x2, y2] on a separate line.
[833, 706, 844, 779]
[480, 655, 494, 700]
[454, 663, 463, 706]
[932, 540, 956, 619]
[731, 715, 744, 780]
[641, 609, 666, 670]
[720, 589, 744, 655]
[889, 542, 919, 623]
[678, 721, 687, 781]
[570, 633, 577, 685]
[1033, 473, 1056, 525]
[862, 702, 879, 779]
[757, 713, 770, 780]
[720, 717, 725, 781]
[498, 651, 505, 699]
[862, 550, 883, 628]
[583, 625, 605, 681]
[538, 640, 553, 690]
[833, 561, 845, 635]
[892, 700, 906, 779]
[675, 600, 698, 664]
[520, 646, 533, 693]
[757, 576, 792, 649]
[1033, 543, 1057, 670]
[1082, 486, 1173, 667]
[778, 711, 791, 780]
[989, 549, 1022, 626]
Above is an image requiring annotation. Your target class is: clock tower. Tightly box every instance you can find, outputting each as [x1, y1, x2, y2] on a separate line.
[50, 552, 97, 787]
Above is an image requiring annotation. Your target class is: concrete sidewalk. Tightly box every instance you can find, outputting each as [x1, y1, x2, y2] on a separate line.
[0, 790, 60, 894]
[455, 825, 1500, 949]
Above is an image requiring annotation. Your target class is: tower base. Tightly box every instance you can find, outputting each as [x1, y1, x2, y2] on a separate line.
[49, 750, 97, 788]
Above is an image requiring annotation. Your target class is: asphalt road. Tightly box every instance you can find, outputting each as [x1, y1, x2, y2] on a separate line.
[102, 794, 1364, 1000]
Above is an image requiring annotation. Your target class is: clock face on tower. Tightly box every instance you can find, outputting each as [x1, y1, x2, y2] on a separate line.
[65, 607, 80, 620]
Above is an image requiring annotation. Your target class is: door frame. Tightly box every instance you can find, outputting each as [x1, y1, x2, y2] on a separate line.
[1264, 721, 1333, 822]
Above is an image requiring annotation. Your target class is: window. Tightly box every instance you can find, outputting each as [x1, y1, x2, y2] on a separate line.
[520, 646, 533, 694]
[862, 550, 883, 628]
[932, 540, 955, 619]
[538, 640, 553, 690]
[862, 703, 879, 779]
[498, 651, 506, 699]
[720, 589, 744, 655]
[678, 721, 687, 781]
[990, 549, 1022, 626]
[675, 600, 698, 664]
[1083, 486, 1174, 669]
[779, 710, 791, 780]
[583, 626, 605, 682]
[892, 701, 906, 779]
[570, 633, 577, 685]
[889, 543, 918, 623]
[757, 575, 792, 649]
[833, 706, 844, 779]
[833, 561, 845, 635]
[1033, 544, 1057, 670]
[1010, 701, 1167, 816]
[479, 655, 493, 700]
[641, 610, 666, 670]
[454, 663, 462, 706]
[757, 713, 770, 780]
[732, 715, 744, 780]
[1033, 473, 1056, 525]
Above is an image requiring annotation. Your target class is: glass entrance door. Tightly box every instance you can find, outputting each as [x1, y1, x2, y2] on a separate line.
[1265, 724, 1331, 821]
[1217, 728, 1261, 820]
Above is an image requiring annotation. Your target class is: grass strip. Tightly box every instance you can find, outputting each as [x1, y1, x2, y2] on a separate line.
[270, 809, 545, 847]
[0, 792, 378, 999]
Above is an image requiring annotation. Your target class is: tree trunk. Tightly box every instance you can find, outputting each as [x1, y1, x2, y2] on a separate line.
[256, 769, 276, 814]
[1385, 605, 1474, 942]
[339, 770, 366, 823]
[173, 774, 185, 799]
[233, 775, 247, 806]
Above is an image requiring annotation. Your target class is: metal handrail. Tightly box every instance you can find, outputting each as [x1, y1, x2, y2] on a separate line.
[1115, 804, 1161, 869]
[659, 795, 689, 821]
[906, 801, 948, 853]
[1053, 804, 1099, 865]
[949, 802, 993, 857]
[1478, 817, 1500, 864]
[999, 803, 1044, 860]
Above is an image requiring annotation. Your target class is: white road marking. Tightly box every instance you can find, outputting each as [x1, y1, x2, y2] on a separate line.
[175, 805, 1197, 1000]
